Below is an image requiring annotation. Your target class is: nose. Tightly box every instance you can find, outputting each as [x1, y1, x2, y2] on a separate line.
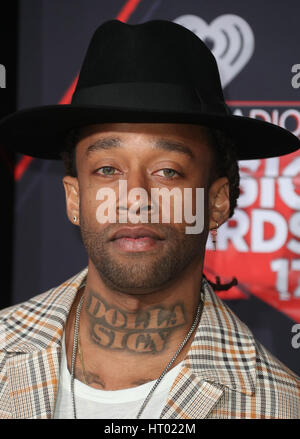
[126, 168, 149, 193]
[117, 169, 153, 220]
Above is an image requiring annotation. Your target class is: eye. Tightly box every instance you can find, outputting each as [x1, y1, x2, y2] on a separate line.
[96, 166, 120, 176]
[155, 168, 181, 178]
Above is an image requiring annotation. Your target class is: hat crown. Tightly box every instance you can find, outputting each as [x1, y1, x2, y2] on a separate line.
[1, 19, 299, 161]
[74, 19, 225, 104]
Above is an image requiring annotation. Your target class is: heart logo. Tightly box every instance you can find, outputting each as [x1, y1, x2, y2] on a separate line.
[174, 14, 255, 88]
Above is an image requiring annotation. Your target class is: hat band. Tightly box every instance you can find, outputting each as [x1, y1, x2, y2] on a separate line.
[71, 82, 229, 114]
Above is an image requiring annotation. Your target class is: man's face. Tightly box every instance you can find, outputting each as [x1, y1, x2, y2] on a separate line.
[64, 122, 228, 294]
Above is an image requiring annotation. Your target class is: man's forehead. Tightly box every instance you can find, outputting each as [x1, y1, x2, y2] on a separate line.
[84, 136, 198, 160]
[77, 122, 213, 150]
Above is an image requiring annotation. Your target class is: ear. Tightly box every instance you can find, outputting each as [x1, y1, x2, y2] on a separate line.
[62, 175, 80, 226]
[208, 176, 230, 230]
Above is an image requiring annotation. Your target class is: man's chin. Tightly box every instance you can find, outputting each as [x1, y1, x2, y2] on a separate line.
[93, 253, 176, 293]
[95, 268, 171, 294]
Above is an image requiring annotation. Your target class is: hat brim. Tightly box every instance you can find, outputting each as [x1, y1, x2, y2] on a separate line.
[0, 104, 299, 160]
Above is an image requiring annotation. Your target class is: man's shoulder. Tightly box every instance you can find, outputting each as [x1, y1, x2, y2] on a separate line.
[241, 334, 300, 418]
[0, 267, 88, 321]
[225, 299, 300, 391]
[0, 267, 88, 352]
[253, 333, 300, 391]
[225, 300, 300, 413]
[0, 290, 55, 321]
[201, 280, 300, 416]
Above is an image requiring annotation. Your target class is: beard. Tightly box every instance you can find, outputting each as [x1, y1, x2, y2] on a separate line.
[80, 215, 206, 294]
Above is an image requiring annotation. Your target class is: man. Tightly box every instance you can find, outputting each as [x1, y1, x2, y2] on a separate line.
[0, 19, 299, 419]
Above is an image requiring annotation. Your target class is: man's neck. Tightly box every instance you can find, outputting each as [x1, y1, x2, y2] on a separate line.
[64, 260, 204, 390]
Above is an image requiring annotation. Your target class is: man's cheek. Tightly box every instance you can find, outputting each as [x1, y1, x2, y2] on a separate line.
[80, 193, 103, 226]
[96, 196, 117, 225]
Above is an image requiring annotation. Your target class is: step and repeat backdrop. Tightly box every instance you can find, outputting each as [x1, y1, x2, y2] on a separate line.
[12, 0, 300, 374]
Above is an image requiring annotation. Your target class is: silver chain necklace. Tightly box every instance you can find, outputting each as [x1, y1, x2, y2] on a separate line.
[70, 283, 203, 419]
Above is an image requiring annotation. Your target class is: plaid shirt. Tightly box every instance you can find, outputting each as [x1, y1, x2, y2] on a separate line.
[0, 266, 299, 419]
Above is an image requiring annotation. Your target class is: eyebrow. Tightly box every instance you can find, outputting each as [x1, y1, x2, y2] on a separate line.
[85, 136, 195, 160]
[86, 137, 121, 155]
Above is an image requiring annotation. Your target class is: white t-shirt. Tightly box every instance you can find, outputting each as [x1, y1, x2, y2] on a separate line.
[53, 332, 184, 419]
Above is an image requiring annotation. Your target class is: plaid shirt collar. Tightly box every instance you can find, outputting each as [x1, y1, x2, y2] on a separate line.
[2, 266, 256, 399]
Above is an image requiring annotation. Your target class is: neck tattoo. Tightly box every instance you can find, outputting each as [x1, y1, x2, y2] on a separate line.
[70, 282, 204, 419]
[86, 291, 187, 354]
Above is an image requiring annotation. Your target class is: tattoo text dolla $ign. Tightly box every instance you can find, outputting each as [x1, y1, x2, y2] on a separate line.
[86, 292, 186, 354]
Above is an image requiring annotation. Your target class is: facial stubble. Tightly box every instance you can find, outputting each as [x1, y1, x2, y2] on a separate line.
[80, 215, 206, 294]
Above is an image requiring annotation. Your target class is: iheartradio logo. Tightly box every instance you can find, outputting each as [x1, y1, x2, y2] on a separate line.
[174, 14, 255, 88]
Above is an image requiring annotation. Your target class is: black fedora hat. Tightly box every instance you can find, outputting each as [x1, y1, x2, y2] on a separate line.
[0, 19, 299, 160]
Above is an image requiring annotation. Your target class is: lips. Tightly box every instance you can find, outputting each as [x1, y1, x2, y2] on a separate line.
[110, 226, 164, 241]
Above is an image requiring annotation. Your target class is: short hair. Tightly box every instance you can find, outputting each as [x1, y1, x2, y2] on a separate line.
[61, 126, 240, 218]
[207, 128, 240, 218]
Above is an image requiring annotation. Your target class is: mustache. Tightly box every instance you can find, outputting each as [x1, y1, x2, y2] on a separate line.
[80, 221, 193, 241]
[102, 223, 197, 243]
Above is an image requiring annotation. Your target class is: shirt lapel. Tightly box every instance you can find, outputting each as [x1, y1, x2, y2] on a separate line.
[2, 267, 88, 419]
[161, 277, 257, 419]
[160, 367, 224, 419]
[6, 347, 61, 418]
